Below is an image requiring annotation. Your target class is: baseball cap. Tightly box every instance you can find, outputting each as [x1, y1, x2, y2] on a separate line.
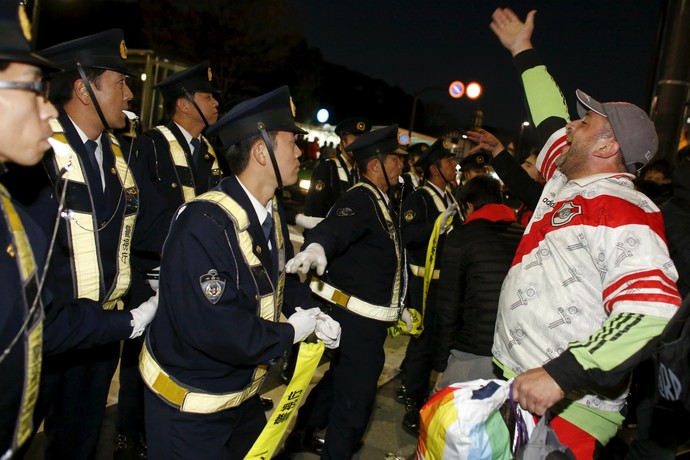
[576, 89, 657, 173]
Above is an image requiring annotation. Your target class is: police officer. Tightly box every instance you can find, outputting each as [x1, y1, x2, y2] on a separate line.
[0, 15, 159, 460]
[398, 138, 459, 435]
[400, 142, 428, 202]
[9, 29, 168, 460]
[280, 116, 371, 385]
[138, 60, 223, 207]
[459, 150, 491, 184]
[114, 60, 224, 458]
[140, 85, 340, 460]
[302, 116, 371, 218]
[285, 124, 410, 459]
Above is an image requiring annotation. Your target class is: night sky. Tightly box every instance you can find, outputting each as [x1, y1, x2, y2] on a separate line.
[288, 0, 665, 135]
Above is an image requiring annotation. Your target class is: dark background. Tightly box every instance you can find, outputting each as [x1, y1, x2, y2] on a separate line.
[31, 0, 667, 144]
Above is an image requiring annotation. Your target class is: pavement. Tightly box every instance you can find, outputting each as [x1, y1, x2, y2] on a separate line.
[23, 331, 419, 460]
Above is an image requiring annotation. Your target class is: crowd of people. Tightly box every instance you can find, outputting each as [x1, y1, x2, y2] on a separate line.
[1, 2, 688, 460]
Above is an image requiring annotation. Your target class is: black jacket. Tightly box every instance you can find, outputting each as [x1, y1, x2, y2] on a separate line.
[433, 204, 523, 372]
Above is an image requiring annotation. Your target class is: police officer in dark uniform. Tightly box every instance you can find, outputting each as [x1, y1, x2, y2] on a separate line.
[285, 124, 410, 459]
[302, 116, 371, 218]
[5, 29, 170, 460]
[137, 60, 223, 207]
[280, 116, 371, 385]
[459, 151, 491, 184]
[400, 142, 428, 202]
[140, 86, 340, 460]
[397, 138, 459, 435]
[0, 20, 166, 460]
[114, 60, 224, 458]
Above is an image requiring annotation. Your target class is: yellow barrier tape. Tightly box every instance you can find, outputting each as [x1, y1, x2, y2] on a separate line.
[245, 341, 325, 459]
[388, 212, 446, 338]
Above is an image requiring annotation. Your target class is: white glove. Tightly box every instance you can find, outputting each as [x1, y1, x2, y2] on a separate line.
[401, 308, 413, 332]
[295, 214, 324, 230]
[146, 266, 160, 291]
[285, 243, 327, 276]
[314, 312, 341, 349]
[130, 291, 159, 338]
[439, 203, 458, 234]
[287, 307, 321, 343]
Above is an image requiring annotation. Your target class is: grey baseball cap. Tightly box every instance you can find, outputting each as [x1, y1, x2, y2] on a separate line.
[576, 89, 657, 173]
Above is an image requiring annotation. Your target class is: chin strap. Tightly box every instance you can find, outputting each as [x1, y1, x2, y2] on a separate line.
[258, 123, 283, 190]
[76, 62, 110, 132]
[182, 87, 210, 129]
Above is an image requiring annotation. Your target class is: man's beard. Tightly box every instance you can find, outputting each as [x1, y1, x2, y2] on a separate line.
[556, 143, 587, 179]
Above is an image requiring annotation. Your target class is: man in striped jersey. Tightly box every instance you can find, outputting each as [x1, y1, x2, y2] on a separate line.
[468, 8, 682, 459]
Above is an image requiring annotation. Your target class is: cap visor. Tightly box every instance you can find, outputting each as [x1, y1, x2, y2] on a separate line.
[576, 89, 606, 118]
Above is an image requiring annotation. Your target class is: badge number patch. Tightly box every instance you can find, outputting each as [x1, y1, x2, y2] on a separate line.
[200, 269, 226, 304]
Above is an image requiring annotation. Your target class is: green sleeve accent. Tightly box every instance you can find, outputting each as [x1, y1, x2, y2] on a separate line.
[493, 357, 622, 443]
[568, 313, 669, 372]
[521, 66, 570, 127]
[553, 401, 624, 443]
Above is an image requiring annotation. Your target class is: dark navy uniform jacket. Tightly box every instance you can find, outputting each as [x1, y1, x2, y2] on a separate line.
[0, 190, 132, 454]
[401, 185, 453, 313]
[136, 121, 223, 212]
[305, 178, 401, 307]
[402, 185, 451, 267]
[303, 153, 357, 218]
[147, 175, 320, 393]
[19, 111, 172, 310]
[130, 122, 223, 302]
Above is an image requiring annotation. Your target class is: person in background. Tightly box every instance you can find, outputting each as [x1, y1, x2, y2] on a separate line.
[396, 138, 459, 435]
[515, 147, 545, 225]
[400, 142, 428, 203]
[635, 158, 673, 206]
[303, 116, 371, 219]
[284, 124, 408, 459]
[432, 175, 523, 391]
[458, 151, 490, 185]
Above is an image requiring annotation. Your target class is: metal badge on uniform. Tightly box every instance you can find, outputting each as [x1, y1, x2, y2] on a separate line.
[200, 269, 225, 304]
[356, 121, 366, 132]
[119, 40, 128, 59]
[404, 210, 416, 222]
[336, 207, 355, 217]
[314, 180, 325, 192]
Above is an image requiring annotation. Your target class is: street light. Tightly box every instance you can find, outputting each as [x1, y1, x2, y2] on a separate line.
[466, 82, 482, 100]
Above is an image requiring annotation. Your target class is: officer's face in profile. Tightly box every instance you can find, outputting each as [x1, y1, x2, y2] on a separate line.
[0, 62, 57, 165]
[88, 70, 133, 130]
[436, 157, 458, 182]
[191, 91, 219, 126]
[273, 130, 302, 186]
[340, 133, 359, 149]
[383, 153, 405, 184]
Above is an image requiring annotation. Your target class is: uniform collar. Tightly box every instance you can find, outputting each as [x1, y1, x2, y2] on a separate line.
[236, 176, 272, 223]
